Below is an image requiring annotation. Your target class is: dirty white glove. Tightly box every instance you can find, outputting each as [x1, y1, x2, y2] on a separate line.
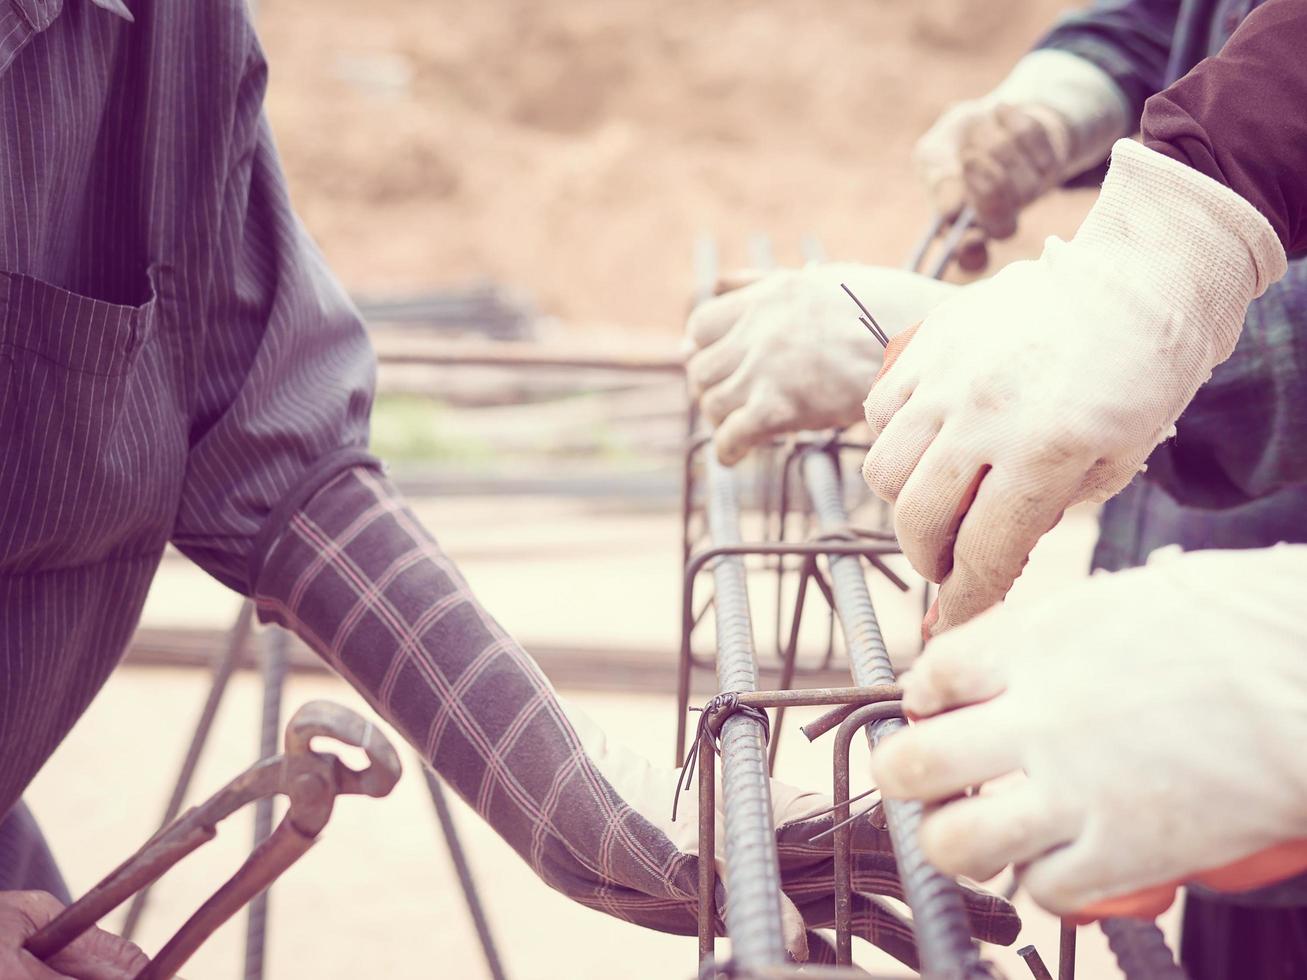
[871, 545, 1307, 915]
[862, 138, 1287, 634]
[685, 264, 959, 465]
[915, 50, 1132, 268]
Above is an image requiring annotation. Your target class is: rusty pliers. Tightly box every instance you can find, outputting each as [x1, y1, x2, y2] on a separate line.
[25, 699, 402, 979]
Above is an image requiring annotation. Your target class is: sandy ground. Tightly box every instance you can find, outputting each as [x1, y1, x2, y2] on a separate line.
[25, 492, 1180, 979]
[256, 0, 1095, 330]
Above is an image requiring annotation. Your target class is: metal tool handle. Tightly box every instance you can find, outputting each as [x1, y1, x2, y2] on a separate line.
[24, 819, 217, 963]
[140, 821, 318, 980]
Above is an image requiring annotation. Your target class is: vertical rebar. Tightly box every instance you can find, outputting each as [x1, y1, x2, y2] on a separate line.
[121, 600, 255, 940]
[1059, 919, 1077, 980]
[244, 626, 288, 980]
[703, 449, 786, 968]
[697, 735, 718, 963]
[801, 448, 987, 978]
[423, 766, 508, 980]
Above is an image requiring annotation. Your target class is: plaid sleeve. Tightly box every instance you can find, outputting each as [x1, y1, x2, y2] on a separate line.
[1147, 265, 1307, 509]
[252, 465, 1021, 955]
[252, 465, 702, 932]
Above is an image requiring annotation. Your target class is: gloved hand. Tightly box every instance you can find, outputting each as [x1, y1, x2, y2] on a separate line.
[684, 264, 959, 465]
[870, 545, 1307, 916]
[564, 697, 1020, 965]
[862, 139, 1287, 635]
[0, 890, 148, 980]
[914, 50, 1132, 270]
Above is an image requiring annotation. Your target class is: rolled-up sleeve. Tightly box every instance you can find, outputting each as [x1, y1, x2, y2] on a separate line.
[1143, 0, 1307, 254]
[170, 47, 379, 594]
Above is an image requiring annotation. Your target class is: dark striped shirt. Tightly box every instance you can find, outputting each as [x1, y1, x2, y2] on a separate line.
[0, 0, 1022, 953]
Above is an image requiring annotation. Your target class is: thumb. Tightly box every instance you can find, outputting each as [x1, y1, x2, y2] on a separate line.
[779, 891, 809, 962]
[47, 927, 150, 980]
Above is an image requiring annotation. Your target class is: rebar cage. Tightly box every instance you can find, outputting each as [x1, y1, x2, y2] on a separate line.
[678, 229, 1190, 980]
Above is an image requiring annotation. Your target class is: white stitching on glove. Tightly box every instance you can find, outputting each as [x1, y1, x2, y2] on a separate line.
[870, 544, 1307, 914]
[684, 264, 958, 465]
[862, 139, 1287, 634]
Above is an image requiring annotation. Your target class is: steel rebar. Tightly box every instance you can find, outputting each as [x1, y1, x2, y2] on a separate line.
[121, 600, 255, 940]
[702, 449, 787, 968]
[800, 447, 988, 978]
[423, 767, 508, 980]
[1099, 917, 1188, 980]
[244, 626, 289, 980]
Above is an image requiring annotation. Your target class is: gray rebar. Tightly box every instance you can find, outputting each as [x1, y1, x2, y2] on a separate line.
[423, 766, 509, 980]
[244, 626, 289, 980]
[1099, 917, 1188, 980]
[121, 600, 255, 940]
[800, 448, 989, 979]
[703, 449, 787, 968]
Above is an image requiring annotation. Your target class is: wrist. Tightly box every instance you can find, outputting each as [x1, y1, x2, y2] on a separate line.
[990, 50, 1132, 179]
[1068, 139, 1286, 363]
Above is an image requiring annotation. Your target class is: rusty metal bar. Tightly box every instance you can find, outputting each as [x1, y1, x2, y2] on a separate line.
[800, 446, 989, 978]
[1059, 919, 1077, 980]
[701, 449, 786, 968]
[832, 701, 905, 963]
[1020, 944, 1055, 980]
[698, 734, 718, 962]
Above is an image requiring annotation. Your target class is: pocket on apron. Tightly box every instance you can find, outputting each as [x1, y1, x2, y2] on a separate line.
[0, 267, 166, 570]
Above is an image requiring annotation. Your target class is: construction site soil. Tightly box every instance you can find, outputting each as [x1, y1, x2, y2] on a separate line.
[260, 0, 1094, 332]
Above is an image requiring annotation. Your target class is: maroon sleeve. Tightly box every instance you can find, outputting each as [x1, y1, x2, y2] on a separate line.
[1141, 0, 1307, 253]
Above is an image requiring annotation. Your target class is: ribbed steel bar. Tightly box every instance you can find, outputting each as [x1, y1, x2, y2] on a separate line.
[244, 625, 289, 980]
[703, 449, 787, 968]
[800, 447, 988, 978]
[1099, 917, 1188, 980]
[423, 767, 508, 980]
[121, 600, 255, 940]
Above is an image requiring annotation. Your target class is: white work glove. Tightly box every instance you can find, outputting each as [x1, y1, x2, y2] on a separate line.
[685, 264, 959, 465]
[863, 138, 1287, 635]
[915, 50, 1132, 269]
[870, 545, 1307, 916]
[561, 698, 1020, 964]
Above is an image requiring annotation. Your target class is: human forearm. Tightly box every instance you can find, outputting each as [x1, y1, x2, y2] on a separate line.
[251, 466, 1020, 954]
[1143, 0, 1307, 254]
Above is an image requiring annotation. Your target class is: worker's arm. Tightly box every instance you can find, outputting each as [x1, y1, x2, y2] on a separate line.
[914, 0, 1183, 268]
[863, 3, 1307, 635]
[870, 545, 1307, 917]
[1143, 0, 1307, 255]
[170, 33, 1020, 955]
[1034, 0, 1182, 143]
[250, 465, 1020, 956]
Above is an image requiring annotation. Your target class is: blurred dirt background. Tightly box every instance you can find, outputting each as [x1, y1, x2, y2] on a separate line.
[259, 0, 1094, 330]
